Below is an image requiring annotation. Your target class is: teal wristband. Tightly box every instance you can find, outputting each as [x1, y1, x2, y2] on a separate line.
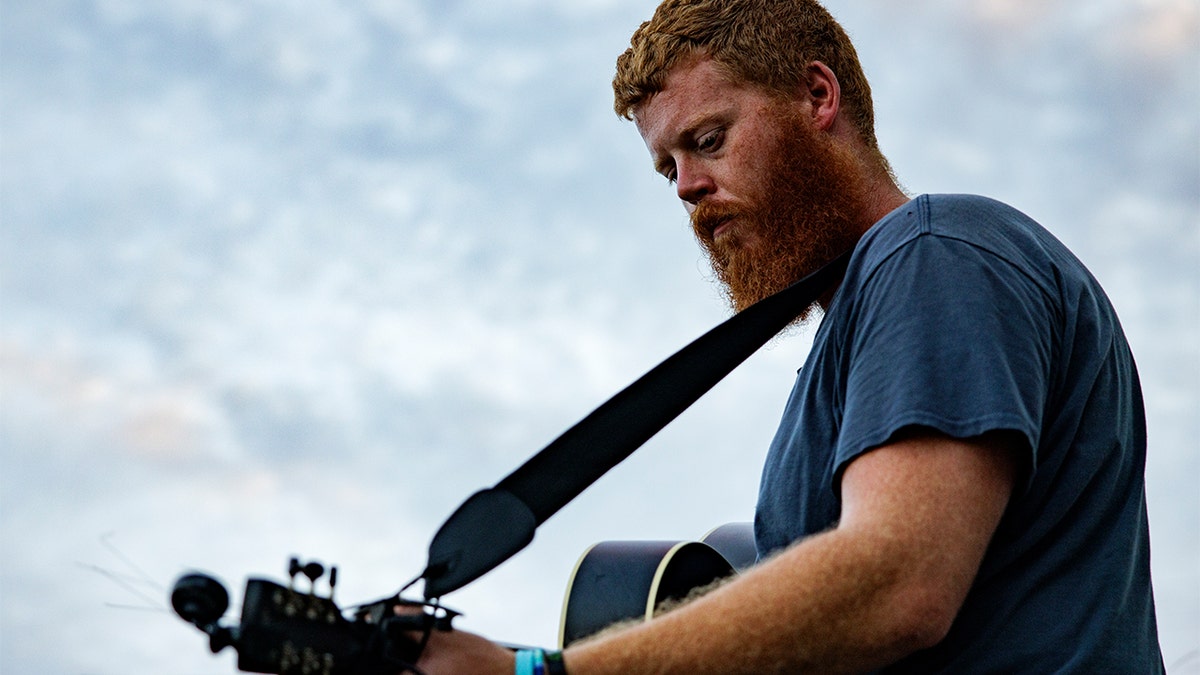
[515, 649, 532, 675]
[515, 649, 546, 675]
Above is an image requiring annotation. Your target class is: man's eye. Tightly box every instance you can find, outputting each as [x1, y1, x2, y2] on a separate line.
[697, 129, 723, 152]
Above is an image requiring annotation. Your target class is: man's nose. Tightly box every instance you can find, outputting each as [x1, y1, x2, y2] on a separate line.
[675, 159, 715, 208]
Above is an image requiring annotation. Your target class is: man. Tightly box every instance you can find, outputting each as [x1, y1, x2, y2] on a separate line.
[414, 0, 1164, 672]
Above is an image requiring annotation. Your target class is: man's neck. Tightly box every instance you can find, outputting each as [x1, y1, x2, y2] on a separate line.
[853, 154, 911, 236]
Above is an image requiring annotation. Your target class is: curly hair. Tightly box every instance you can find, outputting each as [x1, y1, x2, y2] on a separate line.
[613, 0, 880, 153]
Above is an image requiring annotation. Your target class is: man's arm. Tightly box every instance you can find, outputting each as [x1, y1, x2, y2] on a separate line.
[414, 429, 1017, 674]
[563, 429, 1018, 674]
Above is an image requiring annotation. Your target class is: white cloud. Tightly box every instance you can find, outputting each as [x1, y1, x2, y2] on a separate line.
[2, 0, 1196, 670]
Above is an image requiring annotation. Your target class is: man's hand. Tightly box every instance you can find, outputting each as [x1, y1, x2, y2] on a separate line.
[411, 626, 515, 675]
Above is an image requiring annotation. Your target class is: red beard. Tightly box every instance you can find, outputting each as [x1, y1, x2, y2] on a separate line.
[691, 110, 868, 314]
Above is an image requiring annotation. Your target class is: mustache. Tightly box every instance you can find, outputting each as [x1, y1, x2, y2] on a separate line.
[690, 201, 742, 241]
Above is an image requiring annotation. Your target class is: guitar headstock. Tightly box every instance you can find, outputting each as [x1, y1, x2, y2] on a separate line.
[171, 558, 457, 674]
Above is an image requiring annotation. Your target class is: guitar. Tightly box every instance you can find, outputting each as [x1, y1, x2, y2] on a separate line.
[557, 522, 757, 648]
[170, 524, 756, 673]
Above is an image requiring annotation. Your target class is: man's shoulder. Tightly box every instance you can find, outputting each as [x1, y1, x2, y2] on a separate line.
[862, 193, 1040, 251]
[852, 193, 1063, 280]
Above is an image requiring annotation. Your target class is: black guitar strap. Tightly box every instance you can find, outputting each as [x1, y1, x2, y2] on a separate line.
[421, 249, 852, 599]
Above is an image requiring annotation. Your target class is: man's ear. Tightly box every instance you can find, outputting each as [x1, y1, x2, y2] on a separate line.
[805, 61, 841, 131]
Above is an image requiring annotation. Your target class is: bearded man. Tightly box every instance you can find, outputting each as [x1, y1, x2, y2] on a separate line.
[412, 0, 1165, 672]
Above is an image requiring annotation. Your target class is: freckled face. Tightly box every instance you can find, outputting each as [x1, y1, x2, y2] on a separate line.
[635, 56, 867, 313]
[635, 57, 789, 226]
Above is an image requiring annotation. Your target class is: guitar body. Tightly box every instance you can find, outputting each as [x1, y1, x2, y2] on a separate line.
[557, 522, 756, 648]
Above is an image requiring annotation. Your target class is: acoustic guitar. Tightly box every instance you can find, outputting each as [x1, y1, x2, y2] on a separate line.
[557, 522, 757, 648]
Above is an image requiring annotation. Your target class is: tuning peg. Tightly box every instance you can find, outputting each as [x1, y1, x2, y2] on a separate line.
[171, 573, 230, 627]
[302, 561, 325, 586]
[288, 556, 302, 588]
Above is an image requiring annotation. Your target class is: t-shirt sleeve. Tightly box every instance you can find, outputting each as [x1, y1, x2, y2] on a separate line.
[832, 232, 1052, 491]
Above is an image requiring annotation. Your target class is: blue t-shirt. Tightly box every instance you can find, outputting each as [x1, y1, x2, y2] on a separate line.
[755, 194, 1163, 672]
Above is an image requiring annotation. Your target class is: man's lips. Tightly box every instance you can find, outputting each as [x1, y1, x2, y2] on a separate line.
[710, 215, 734, 239]
[691, 204, 741, 242]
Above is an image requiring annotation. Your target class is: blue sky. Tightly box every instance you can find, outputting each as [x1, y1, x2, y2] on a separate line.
[2, 1, 1197, 672]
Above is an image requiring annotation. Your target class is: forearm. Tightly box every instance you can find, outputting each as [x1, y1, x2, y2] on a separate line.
[561, 433, 1016, 675]
[562, 526, 943, 675]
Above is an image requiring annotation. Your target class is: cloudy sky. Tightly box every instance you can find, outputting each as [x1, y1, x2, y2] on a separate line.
[1, 0, 1197, 672]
